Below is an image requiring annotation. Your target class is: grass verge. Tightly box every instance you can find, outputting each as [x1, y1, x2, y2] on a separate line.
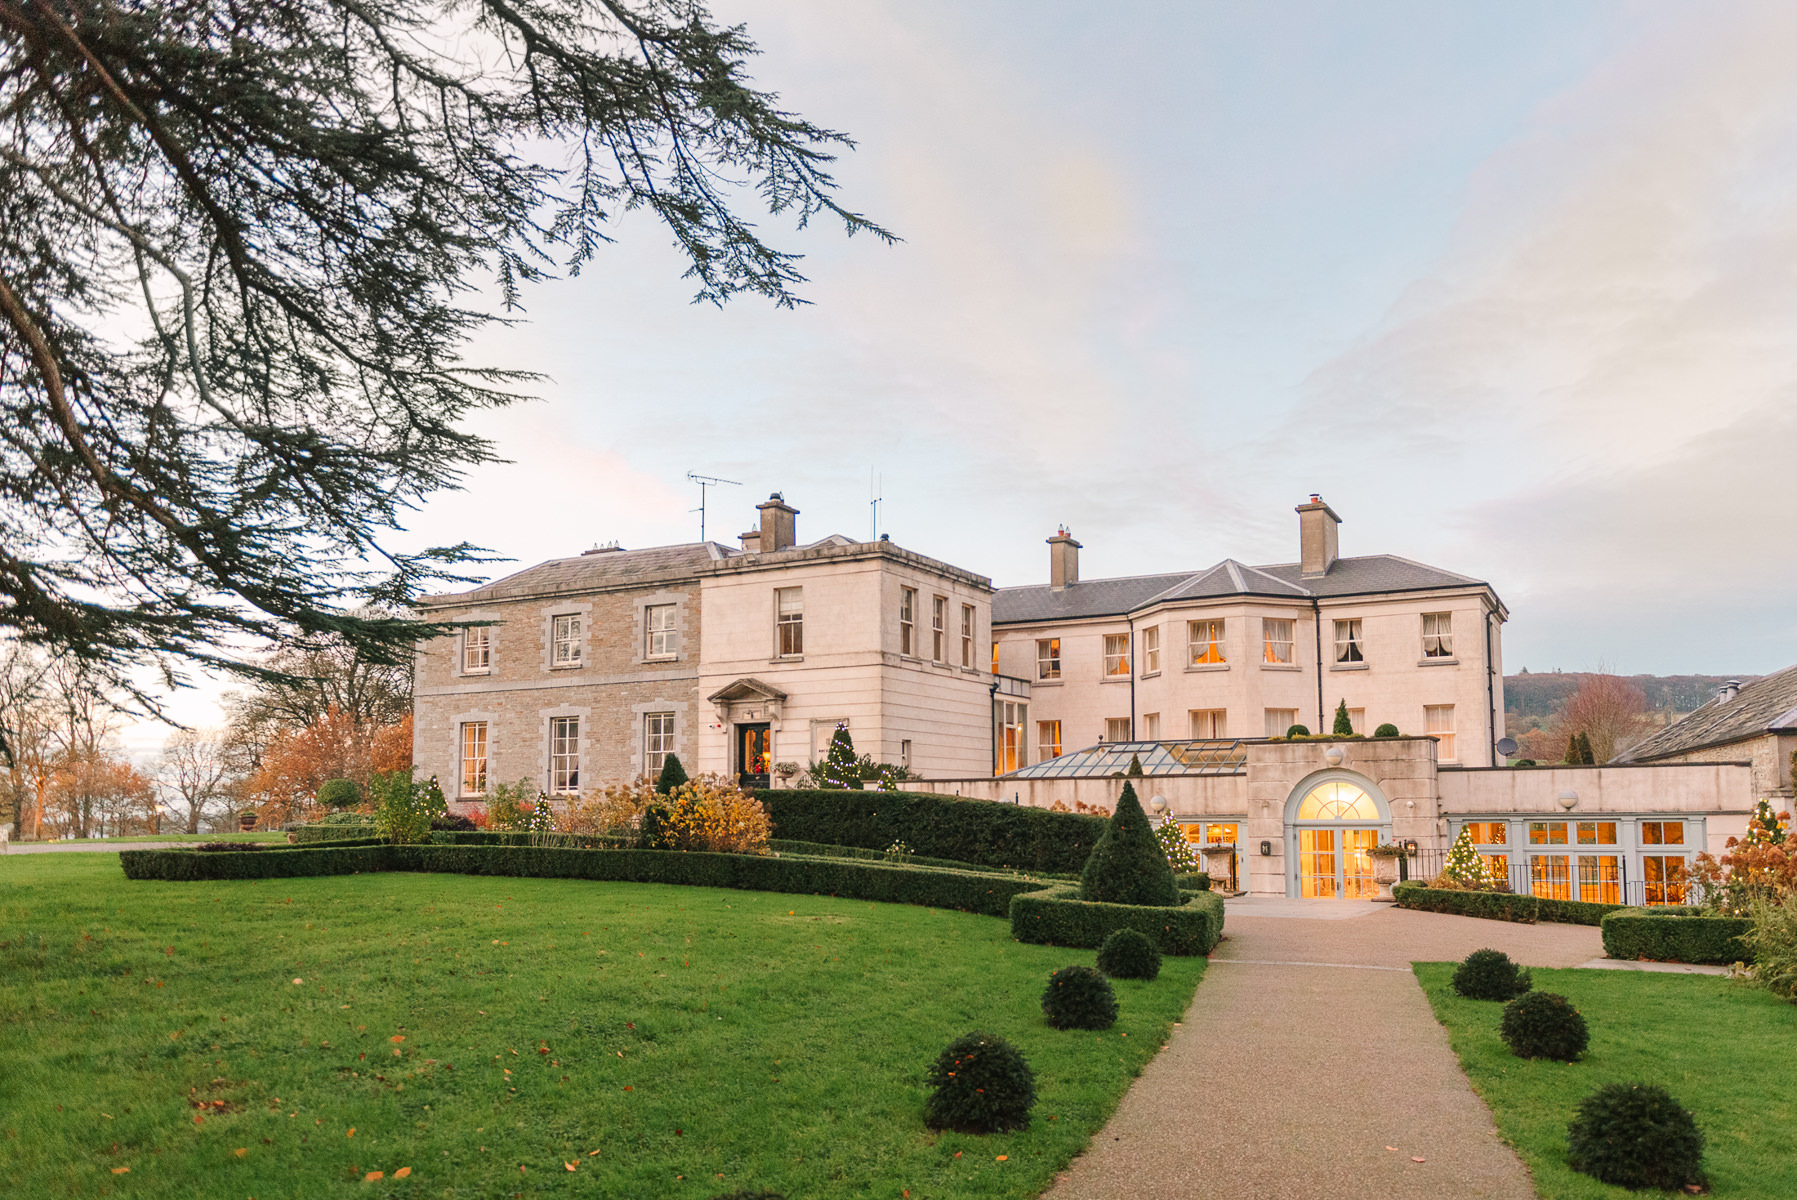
[1415, 963, 1797, 1198]
[1, 853, 1200, 1198]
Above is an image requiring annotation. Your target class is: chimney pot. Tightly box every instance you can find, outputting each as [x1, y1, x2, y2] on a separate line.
[756, 493, 799, 552]
[1296, 495, 1341, 577]
[1047, 529, 1081, 591]
[739, 530, 761, 553]
[1718, 679, 1741, 703]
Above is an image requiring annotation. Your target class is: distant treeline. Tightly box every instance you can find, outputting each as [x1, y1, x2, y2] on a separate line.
[1505, 672, 1757, 719]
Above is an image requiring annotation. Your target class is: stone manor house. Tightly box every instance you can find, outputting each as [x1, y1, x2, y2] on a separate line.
[413, 493, 1763, 903]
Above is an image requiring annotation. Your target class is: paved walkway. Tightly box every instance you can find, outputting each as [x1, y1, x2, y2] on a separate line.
[1045, 899, 1603, 1200]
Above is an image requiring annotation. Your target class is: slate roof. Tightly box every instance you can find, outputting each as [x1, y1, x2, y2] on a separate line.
[1617, 664, 1797, 762]
[420, 541, 739, 605]
[993, 554, 1492, 624]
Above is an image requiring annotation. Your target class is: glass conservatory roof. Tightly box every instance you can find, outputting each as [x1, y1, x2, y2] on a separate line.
[1001, 740, 1247, 779]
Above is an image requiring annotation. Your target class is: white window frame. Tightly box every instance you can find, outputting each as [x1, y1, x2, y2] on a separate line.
[1189, 708, 1226, 739]
[549, 715, 580, 794]
[775, 587, 804, 658]
[931, 595, 947, 662]
[1188, 619, 1225, 665]
[643, 712, 675, 777]
[1037, 719, 1062, 760]
[1265, 708, 1298, 738]
[1036, 638, 1060, 680]
[1102, 633, 1130, 677]
[551, 613, 582, 666]
[644, 604, 677, 660]
[899, 587, 916, 657]
[1333, 618, 1364, 664]
[1422, 612, 1454, 659]
[462, 626, 491, 673]
[459, 721, 488, 796]
[1262, 618, 1294, 664]
[1141, 711, 1161, 740]
[1425, 704, 1456, 762]
[1103, 717, 1131, 743]
[960, 604, 975, 668]
[1142, 625, 1161, 675]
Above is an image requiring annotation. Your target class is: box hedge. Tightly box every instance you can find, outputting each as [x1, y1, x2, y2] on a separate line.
[756, 789, 1105, 873]
[766, 838, 1022, 874]
[118, 842, 1050, 918]
[1601, 911, 1753, 965]
[1009, 885, 1222, 956]
[1392, 882, 1627, 926]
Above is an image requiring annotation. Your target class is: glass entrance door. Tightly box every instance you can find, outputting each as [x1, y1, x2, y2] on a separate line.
[737, 724, 771, 789]
[1298, 828, 1380, 898]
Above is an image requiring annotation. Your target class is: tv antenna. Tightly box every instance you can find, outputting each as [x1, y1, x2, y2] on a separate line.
[687, 472, 740, 542]
[869, 468, 883, 542]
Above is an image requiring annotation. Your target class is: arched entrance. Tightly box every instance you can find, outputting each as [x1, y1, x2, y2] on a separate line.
[1284, 772, 1391, 899]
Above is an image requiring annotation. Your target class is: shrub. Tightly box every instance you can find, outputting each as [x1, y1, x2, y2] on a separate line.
[1285, 723, 1310, 738]
[194, 841, 268, 852]
[485, 779, 536, 831]
[923, 1031, 1035, 1133]
[1567, 1083, 1705, 1192]
[577, 776, 770, 854]
[1011, 885, 1221, 956]
[370, 770, 446, 845]
[759, 789, 1105, 874]
[316, 779, 361, 810]
[1333, 700, 1354, 736]
[1451, 948, 1531, 1000]
[1041, 965, 1117, 1030]
[1395, 883, 1625, 926]
[1744, 892, 1797, 998]
[1096, 928, 1161, 980]
[1601, 911, 1753, 966]
[431, 813, 477, 833]
[1500, 991, 1588, 1061]
[1373, 723, 1400, 738]
[655, 754, 689, 795]
[1079, 783, 1180, 906]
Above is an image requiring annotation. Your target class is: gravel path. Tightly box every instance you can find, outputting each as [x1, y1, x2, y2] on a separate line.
[1044, 900, 1602, 1200]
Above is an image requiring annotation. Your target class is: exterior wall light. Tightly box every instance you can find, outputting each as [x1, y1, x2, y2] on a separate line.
[1323, 745, 1345, 767]
[1259, 840, 1273, 856]
[1150, 795, 1168, 813]
[1558, 790, 1578, 810]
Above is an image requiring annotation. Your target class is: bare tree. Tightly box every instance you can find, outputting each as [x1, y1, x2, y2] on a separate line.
[1555, 670, 1652, 763]
[0, 638, 47, 837]
[158, 726, 235, 834]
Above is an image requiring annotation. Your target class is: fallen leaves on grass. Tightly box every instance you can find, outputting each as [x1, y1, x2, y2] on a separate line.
[564, 1162, 578, 1172]
[394, 1167, 411, 1178]
[364, 1170, 383, 1181]
[111, 1167, 129, 1174]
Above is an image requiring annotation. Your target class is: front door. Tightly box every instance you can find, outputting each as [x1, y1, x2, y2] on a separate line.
[1298, 828, 1379, 898]
[737, 724, 771, 789]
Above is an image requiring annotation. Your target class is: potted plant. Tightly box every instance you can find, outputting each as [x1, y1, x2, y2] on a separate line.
[1367, 842, 1411, 901]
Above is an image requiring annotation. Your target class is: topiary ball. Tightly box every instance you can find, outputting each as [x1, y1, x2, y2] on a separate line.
[1373, 723, 1401, 738]
[923, 1031, 1036, 1133]
[1452, 948, 1532, 1001]
[1285, 724, 1310, 738]
[1042, 965, 1119, 1030]
[1096, 928, 1162, 981]
[1500, 991, 1588, 1061]
[316, 778, 361, 810]
[1567, 1083, 1705, 1191]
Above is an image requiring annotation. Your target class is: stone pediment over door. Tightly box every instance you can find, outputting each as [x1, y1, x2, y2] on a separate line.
[708, 677, 788, 724]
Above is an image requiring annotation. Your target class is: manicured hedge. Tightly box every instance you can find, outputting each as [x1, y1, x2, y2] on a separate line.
[766, 839, 1021, 874]
[1601, 911, 1753, 965]
[757, 789, 1105, 873]
[291, 824, 378, 844]
[1009, 885, 1223, 956]
[1173, 871, 1212, 892]
[1393, 882, 1627, 926]
[119, 843, 1049, 918]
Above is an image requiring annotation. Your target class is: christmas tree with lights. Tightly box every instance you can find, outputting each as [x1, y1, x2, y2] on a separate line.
[817, 723, 859, 789]
[1742, 796, 1788, 848]
[1442, 825, 1494, 889]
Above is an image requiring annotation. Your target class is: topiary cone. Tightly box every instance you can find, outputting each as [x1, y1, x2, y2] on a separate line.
[1079, 782, 1181, 906]
[655, 753, 689, 795]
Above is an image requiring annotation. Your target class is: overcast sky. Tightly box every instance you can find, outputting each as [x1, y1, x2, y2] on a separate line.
[128, 0, 1797, 755]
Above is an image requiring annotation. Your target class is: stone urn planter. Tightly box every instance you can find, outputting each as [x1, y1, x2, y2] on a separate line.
[1201, 844, 1237, 894]
[1369, 845, 1408, 901]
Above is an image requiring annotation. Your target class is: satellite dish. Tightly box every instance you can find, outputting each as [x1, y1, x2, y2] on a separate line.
[1495, 737, 1518, 758]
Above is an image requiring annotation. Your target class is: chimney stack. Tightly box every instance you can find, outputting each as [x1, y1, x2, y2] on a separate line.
[739, 529, 761, 553]
[1048, 527, 1081, 591]
[757, 493, 799, 552]
[1296, 494, 1340, 578]
[1718, 680, 1741, 703]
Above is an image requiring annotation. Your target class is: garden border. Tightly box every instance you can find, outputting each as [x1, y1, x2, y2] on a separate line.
[1393, 881, 1628, 926]
[1600, 910, 1753, 965]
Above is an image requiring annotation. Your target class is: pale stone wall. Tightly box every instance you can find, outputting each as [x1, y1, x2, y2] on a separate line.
[996, 590, 1503, 766]
[1630, 733, 1795, 805]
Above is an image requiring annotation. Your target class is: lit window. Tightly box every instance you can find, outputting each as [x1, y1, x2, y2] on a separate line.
[1188, 619, 1225, 665]
[1577, 821, 1617, 845]
[1425, 704, 1456, 761]
[1466, 821, 1507, 845]
[961, 604, 975, 668]
[899, 587, 916, 656]
[1296, 780, 1379, 820]
[1529, 821, 1569, 845]
[1036, 638, 1061, 680]
[1576, 854, 1620, 904]
[776, 587, 803, 657]
[1103, 633, 1130, 677]
[1104, 717, 1131, 743]
[1037, 720, 1062, 760]
[1641, 820, 1684, 846]
[551, 613, 582, 666]
[932, 595, 947, 662]
[643, 712, 674, 776]
[1422, 612, 1454, 658]
[462, 626, 491, 673]
[1142, 626, 1161, 674]
[459, 722, 488, 796]
[1264, 708, 1298, 738]
[995, 701, 1026, 773]
[644, 604, 676, 659]
[1262, 618, 1294, 664]
[1530, 854, 1571, 900]
[991, 641, 999, 673]
[1141, 711, 1161, 740]
[549, 716, 580, 793]
[1333, 618, 1364, 664]
[1189, 709, 1226, 738]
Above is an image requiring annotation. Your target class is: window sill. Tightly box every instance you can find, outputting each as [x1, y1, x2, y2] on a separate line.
[1139, 670, 1161, 680]
[643, 654, 678, 664]
[1418, 657, 1459, 667]
[460, 669, 491, 677]
[1032, 678, 1063, 687]
[1330, 662, 1369, 672]
[1185, 662, 1228, 673]
[1259, 662, 1301, 672]
[1100, 674, 1131, 684]
[549, 662, 583, 671]
[770, 656, 804, 664]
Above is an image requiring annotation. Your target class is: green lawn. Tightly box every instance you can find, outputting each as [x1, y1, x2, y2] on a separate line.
[1416, 963, 1797, 1198]
[0, 853, 1202, 1199]
[9, 832, 289, 845]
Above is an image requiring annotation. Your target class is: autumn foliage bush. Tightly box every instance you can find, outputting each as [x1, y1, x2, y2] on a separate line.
[566, 775, 770, 854]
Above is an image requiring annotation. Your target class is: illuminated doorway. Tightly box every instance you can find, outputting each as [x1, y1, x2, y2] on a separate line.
[1286, 775, 1389, 899]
